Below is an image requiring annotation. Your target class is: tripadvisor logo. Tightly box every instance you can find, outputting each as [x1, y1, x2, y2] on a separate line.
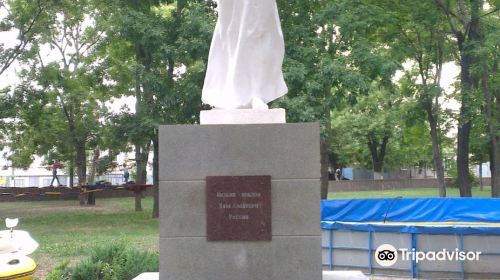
[375, 244, 398, 267]
[375, 244, 482, 267]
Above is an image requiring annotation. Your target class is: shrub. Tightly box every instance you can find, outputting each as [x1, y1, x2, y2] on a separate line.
[45, 261, 70, 280]
[46, 243, 158, 280]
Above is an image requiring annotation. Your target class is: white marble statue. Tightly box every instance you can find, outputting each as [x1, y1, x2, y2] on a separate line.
[202, 0, 288, 110]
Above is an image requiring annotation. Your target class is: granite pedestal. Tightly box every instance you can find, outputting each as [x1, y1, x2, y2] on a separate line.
[159, 123, 321, 280]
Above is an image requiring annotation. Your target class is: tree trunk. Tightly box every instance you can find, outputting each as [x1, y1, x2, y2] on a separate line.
[152, 129, 159, 218]
[75, 142, 87, 184]
[493, 98, 500, 197]
[424, 100, 446, 197]
[483, 59, 500, 197]
[479, 163, 483, 191]
[69, 160, 74, 188]
[368, 134, 389, 180]
[492, 137, 500, 197]
[456, 40, 473, 197]
[135, 144, 149, 184]
[457, 0, 482, 197]
[434, 0, 481, 197]
[87, 149, 99, 184]
[373, 162, 384, 180]
[320, 110, 332, 200]
[86, 149, 99, 206]
[75, 141, 87, 205]
[329, 150, 339, 179]
[134, 192, 142, 211]
[134, 143, 150, 211]
[490, 77, 500, 198]
[456, 120, 472, 197]
[88, 191, 96, 206]
[320, 140, 329, 199]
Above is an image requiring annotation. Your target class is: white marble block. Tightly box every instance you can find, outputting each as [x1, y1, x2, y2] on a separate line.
[322, 271, 368, 280]
[200, 108, 286, 125]
[132, 272, 159, 280]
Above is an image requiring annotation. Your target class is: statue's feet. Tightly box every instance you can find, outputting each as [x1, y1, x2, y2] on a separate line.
[251, 98, 269, 110]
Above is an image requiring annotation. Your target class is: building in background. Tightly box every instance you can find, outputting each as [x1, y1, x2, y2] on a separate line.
[0, 166, 69, 187]
[0, 166, 153, 188]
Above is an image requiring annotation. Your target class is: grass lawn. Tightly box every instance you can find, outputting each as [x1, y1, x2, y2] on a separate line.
[0, 197, 159, 279]
[328, 185, 492, 199]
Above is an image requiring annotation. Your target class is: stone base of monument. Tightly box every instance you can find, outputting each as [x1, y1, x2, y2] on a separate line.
[159, 123, 321, 280]
[322, 271, 368, 280]
[132, 272, 159, 280]
[200, 108, 286, 124]
[133, 271, 368, 280]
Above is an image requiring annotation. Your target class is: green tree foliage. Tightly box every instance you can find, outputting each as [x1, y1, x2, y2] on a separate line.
[473, 3, 500, 196]
[8, 0, 109, 186]
[433, 0, 495, 196]
[1, 0, 497, 201]
[276, 0, 401, 195]
[0, 88, 14, 147]
[104, 0, 215, 214]
[331, 82, 425, 178]
[0, 0, 55, 75]
[0, 0, 56, 148]
[387, 0, 451, 196]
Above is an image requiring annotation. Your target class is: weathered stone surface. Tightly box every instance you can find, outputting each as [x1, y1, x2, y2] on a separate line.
[159, 179, 320, 238]
[159, 123, 320, 181]
[160, 236, 322, 280]
[159, 123, 321, 280]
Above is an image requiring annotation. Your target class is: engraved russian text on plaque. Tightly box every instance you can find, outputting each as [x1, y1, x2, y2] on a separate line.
[206, 175, 271, 241]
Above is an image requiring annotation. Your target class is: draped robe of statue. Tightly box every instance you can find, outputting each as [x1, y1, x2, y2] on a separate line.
[202, 0, 288, 109]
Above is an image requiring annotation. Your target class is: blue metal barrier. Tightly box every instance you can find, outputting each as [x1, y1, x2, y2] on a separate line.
[322, 228, 500, 279]
[321, 198, 500, 279]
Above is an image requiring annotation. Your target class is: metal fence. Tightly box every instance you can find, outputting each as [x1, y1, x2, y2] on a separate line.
[322, 228, 500, 279]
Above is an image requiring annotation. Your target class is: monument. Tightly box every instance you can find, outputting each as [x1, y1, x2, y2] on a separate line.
[199, 0, 287, 124]
[201, 0, 287, 110]
[159, 0, 321, 279]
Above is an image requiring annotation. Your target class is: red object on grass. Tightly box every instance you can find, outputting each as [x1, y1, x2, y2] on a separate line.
[124, 184, 152, 193]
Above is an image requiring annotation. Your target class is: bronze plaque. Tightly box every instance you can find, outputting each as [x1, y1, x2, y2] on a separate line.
[206, 175, 271, 241]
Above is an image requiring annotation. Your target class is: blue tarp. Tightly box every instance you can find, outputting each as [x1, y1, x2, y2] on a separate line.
[321, 198, 500, 235]
[321, 221, 500, 235]
[321, 198, 500, 223]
